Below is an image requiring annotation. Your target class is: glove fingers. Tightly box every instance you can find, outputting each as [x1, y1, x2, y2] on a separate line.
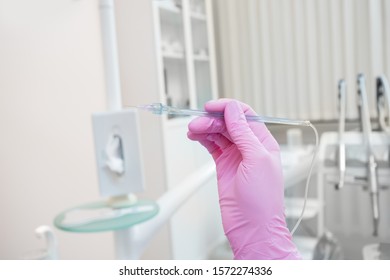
[223, 101, 266, 161]
[188, 131, 232, 151]
[205, 99, 279, 152]
[188, 117, 234, 143]
[206, 133, 233, 150]
[205, 98, 252, 112]
[189, 99, 280, 157]
[188, 116, 226, 134]
[187, 131, 222, 160]
[199, 139, 222, 161]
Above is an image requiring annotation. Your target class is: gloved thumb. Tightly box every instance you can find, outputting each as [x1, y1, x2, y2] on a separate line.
[224, 101, 264, 160]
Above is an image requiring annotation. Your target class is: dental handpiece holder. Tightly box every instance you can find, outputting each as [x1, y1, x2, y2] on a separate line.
[331, 74, 384, 237]
[376, 75, 390, 133]
[337, 80, 347, 190]
[319, 131, 389, 236]
[357, 74, 380, 236]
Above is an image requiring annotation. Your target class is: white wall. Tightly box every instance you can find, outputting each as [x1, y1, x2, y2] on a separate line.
[0, 0, 222, 260]
[0, 0, 114, 259]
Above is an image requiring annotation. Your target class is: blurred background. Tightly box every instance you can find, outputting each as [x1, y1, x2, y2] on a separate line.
[1, 0, 390, 260]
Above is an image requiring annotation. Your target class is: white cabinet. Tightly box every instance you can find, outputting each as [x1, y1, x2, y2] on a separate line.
[153, 0, 218, 115]
[151, 0, 219, 185]
[153, 0, 221, 259]
[115, 0, 221, 259]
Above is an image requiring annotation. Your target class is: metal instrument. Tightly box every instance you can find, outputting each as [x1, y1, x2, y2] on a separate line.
[357, 74, 380, 236]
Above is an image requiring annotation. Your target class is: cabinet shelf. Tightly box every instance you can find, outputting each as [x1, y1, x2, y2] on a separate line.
[191, 12, 207, 21]
[163, 51, 185, 59]
[193, 54, 209, 61]
[158, 2, 182, 14]
[159, 3, 182, 27]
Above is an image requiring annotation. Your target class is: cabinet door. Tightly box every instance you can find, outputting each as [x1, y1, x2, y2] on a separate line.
[155, 0, 191, 117]
[190, 0, 217, 108]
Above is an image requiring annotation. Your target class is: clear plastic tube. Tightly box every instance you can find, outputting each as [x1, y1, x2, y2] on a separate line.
[134, 103, 319, 235]
[136, 103, 311, 126]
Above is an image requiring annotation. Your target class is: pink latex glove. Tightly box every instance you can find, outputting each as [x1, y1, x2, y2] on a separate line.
[187, 99, 301, 260]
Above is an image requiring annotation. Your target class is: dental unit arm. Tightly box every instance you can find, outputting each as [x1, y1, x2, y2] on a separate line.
[357, 74, 380, 236]
[337, 80, 347, 190]
[376, 75, 390, 133]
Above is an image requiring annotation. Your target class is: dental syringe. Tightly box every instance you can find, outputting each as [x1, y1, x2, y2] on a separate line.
[134, 102, 318, 235]
[135, 103, 311, 127]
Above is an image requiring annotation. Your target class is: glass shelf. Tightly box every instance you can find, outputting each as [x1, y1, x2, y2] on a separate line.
[191, 12, 206, 21]
[193, 54, 209, 61]
[158, 2, 181, 14]
[54, 199, 159, 233]
[163, 51, 185, 59]
[159, 5, 183, 26]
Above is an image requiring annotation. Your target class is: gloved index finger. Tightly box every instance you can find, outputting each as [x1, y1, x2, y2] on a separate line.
[205, 99, 279, 152]
[188, 116, 227, 135]
[223, 101, 266, 160]
[205, 99, 254, 114]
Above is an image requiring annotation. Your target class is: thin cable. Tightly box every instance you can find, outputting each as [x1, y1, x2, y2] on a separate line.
[290, 123, 319, 235]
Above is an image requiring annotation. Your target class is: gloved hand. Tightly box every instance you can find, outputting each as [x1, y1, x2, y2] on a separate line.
[187, 99, 301, 260]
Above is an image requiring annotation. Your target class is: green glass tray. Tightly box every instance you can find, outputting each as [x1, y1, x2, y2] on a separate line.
[54, 200, 159, 233]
